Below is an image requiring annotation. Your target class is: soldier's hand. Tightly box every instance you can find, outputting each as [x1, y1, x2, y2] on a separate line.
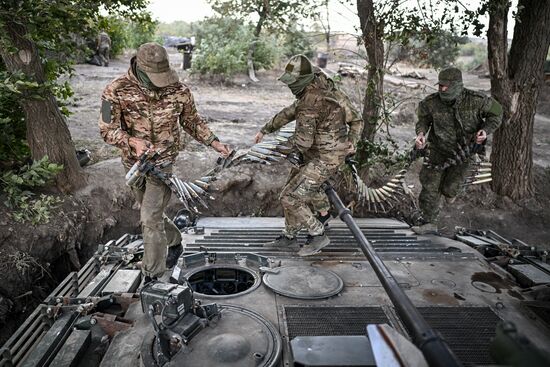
[476, 130, 487, 144]
[254, 132, 264, 144]
[211, 140, 232, 158]
[129, 137, 153, 156]
[346, 141, 356, 156]
[415, 133, 426, 149]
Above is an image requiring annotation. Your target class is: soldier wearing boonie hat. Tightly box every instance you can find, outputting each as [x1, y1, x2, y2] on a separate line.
[99, 42, 232, 282]
[412, 67, 503, 234]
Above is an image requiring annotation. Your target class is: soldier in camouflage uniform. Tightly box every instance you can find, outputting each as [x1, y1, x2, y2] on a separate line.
[255, 55, 363, 256]
[412, 67, 502, 234]
[99, 42, 231, 282]
[96, 31, 111, 67]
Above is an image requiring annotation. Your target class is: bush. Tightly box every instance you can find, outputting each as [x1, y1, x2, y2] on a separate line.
[96, 13, 158, 56]
[1, 156, 63, 224]
[0, 64, 29, 169]
[282, 27, 314, 59]
[192, 17, 280, 77]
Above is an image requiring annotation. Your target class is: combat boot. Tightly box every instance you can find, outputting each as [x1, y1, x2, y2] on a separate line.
[263, 234, 297, 247]
[298, 234, 330, 256]
[317, 212, 331, 229]
[166, 244, 183, 268]
[411, 223, 438, 235]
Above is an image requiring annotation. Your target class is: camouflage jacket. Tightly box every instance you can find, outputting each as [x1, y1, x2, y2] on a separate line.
[261, 75, 363, 161]
[99, 69, 217, 167]
[97, 32, 111, 49]
[416, 88, 503, 157]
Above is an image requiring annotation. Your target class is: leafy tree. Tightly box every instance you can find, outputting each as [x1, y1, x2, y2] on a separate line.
[192, 17, 279, 77]
[0, 0, 149, 192]
[157, 21, 193, 38]
[282, 26, 315, 59]
[208, 0, 318, 81]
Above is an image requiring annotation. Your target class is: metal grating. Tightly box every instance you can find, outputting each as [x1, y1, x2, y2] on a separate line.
[283, 306, 389, 339]
[186, 228, 473, 261]
[523, 302, 550, 330]
[417, 307, 501, 367]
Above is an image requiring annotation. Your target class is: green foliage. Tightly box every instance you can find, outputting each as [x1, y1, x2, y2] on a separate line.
[0, 64, 28, 166]
[1, 156, 63, 224]
[458, 41, 488, 70]
[282, 27, 315, 59]
[398, 31, 468, 69]
[192, 17, 280, 77]
[157, 21, 193, 37]
[355, 140, 409, 170]
[97, 13, 158, 56]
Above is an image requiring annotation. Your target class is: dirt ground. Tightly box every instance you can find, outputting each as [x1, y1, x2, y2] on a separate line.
[1, 49, 550, 344]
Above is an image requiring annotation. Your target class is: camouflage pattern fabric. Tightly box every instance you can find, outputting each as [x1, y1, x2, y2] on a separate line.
[418, 151, 470, 222]
[415, 88, 503, 222]
[100, 65, 217, 277]
[99, 67, 217, 168]
[416, 88, 502, 157]
[281, 160, 339, 237]
[130, 173, 182, 278]
[262, 73, 355, 237]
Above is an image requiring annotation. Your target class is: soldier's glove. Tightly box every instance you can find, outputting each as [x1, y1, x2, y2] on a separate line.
[287, 151, 304, 167]
[345, 154, 358, 166]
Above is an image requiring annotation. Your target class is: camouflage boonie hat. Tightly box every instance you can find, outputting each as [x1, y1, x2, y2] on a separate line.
[278, 54, 313, 85]
[136, 42, 179, 88]
[437, 67, 462, 86]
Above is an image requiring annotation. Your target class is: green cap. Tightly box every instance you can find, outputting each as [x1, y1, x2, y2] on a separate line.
[437, 67, 462, 86]
[278, 54, 313, 85]
[136, 42, 179, 88]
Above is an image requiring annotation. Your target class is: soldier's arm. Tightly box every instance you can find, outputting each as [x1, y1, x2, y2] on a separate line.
[342, 98, 363, 145]
[415, 100, 432, 135]
[479, 97, 503, 135]
[98, 87, 131, 151]
[260, 101, 297, 134]
[291, 100, 317, 153]
[180, 89, 218, 146]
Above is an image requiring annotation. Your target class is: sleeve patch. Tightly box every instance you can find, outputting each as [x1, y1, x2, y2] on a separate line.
[101, 100, 112, 123]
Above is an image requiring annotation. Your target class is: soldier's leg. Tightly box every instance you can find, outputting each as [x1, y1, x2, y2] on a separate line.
[418, 166, 444, 223]
[140, 176, 172, 278]
[441, 161, 470, 199]
[311, 191, 331, 227]
[280, 167, 313, 238]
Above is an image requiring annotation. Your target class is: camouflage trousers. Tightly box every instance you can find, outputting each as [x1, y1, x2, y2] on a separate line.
[419, 152, 470, 223]
[280, 160, 337, 237]
[131, 174, 182, 278]
[98, 45, 110, 66]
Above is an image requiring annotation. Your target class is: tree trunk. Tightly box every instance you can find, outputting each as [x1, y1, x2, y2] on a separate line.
[357, 0, 384, 142]
[247, 1, 268, 82]
[488, 0, 550, 200]
[0, 21, 85, 193]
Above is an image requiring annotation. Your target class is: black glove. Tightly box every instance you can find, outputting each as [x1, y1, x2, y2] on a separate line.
[287, 150, 304, 167]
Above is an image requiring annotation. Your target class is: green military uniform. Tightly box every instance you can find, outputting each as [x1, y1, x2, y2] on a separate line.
[415, 67, 502, 225]
[262, 55, 363, 256]
[99, 43, 218, 279]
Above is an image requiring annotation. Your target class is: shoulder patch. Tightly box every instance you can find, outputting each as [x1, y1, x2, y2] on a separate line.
[101, 100, 112, 124]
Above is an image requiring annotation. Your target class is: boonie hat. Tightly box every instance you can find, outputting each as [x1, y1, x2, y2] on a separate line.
[136, 42, 179, 87]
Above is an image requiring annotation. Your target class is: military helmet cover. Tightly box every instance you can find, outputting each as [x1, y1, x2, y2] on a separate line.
[278, 54, 314, 85]
[136, 42, 179, 88]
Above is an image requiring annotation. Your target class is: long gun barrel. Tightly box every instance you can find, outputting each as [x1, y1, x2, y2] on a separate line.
[323, 183, 463, 367]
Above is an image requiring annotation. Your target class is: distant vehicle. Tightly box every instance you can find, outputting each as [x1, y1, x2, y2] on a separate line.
[163, 36, 194, 50]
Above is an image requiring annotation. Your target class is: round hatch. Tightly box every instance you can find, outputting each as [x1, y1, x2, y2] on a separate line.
[262, 265, 344, 299]
[186, 265, 261, 298]
[142, 304, 282, 367]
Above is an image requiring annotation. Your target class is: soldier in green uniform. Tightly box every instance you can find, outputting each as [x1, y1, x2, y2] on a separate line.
[255, 55, 363, 256]
[99, 42, 231, 282]
[412, 67, 503, 234]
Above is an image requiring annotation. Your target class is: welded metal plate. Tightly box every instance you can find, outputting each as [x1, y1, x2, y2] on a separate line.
[263, 266, 344, 299]
[284, 306, 389, 338]
[291, 336, 376, 366]
[416, 307, 501, 367]
[165, 304, 281, 367]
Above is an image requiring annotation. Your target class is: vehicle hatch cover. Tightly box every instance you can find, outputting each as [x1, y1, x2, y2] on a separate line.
[263, 265, 344, 299]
